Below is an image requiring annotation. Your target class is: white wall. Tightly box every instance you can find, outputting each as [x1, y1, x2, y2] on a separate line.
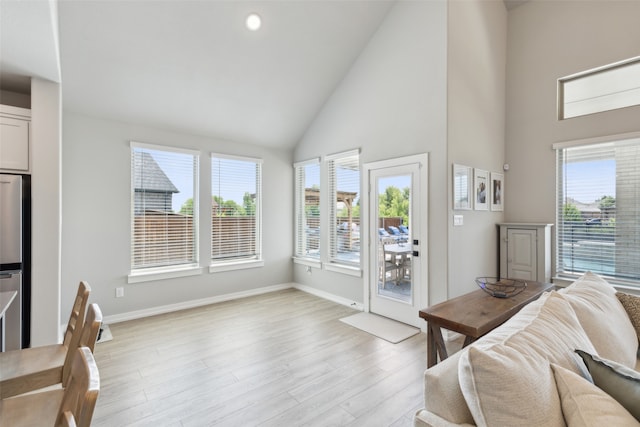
[30, 77, 62, 345]
[505, 1, 640, 275]
[293, 1, 449, 305]
[447, 0, 507, 298]
[61, 112, 293, 321]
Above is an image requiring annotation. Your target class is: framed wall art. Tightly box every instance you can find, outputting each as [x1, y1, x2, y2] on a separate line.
[474, 168, 489, 211]
[491, 172, 504, 211]
[453, 164, 473, 210]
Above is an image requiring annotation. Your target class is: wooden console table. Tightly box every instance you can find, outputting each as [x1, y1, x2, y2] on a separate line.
[419, 281, 554, 367]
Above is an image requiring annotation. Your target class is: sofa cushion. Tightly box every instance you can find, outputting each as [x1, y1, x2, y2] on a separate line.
[551, 363, 639, 426]
[423, 349, 475, 425]
[558, 272, 638, 368]
[458, 292, 596, 427]
[575, 350, 640, 422]
[616, 292, 640, 344]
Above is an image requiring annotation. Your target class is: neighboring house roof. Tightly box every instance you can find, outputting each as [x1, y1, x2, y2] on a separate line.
[133, 152, 179, 193]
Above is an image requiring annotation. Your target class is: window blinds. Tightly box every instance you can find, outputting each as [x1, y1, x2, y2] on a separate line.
[327, 150, 360, 265]
[294, 159, 320, 259]
[211, 154, 262, 262]
[555, 135, 640, 286]
[131, 142, 199, 270]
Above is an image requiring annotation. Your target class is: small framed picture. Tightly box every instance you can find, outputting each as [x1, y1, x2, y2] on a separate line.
[474, 169, 489, 211]
[490, 172, 504, 211]
[453, 164, 473, 210]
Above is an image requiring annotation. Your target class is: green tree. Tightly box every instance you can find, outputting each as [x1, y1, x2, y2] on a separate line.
[180, 198, 194, 216]
[597, 195, 615, 216]
[379, 186, 409, 224]
[243, 192, 256, 216]
[562, 203, 582, 223]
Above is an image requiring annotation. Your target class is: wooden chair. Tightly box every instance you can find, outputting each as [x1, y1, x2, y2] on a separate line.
[0, 346, 100, 427]
[59, 411, 78, 427]
[0, 281, 92, 398]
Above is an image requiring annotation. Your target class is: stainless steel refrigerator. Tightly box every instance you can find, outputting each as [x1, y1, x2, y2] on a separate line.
[0, 173, 30, 350]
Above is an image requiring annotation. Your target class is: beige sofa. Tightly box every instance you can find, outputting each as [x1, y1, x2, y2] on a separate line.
[414, 272, 640, 427]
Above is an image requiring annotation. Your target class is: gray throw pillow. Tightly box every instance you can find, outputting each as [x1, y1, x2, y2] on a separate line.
[575, 349, 640, 422]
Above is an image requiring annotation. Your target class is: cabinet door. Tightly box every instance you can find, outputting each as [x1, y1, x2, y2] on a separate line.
[0, 116, 29, 171]
[507, 228, 537, 280]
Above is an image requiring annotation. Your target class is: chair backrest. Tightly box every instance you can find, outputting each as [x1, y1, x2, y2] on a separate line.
[79, 303, 103, 353]
[62, 281, 91, 348]
[63, 303, 102, 387]
[56, 347, 100, 427]
[57, 411, 77, 427]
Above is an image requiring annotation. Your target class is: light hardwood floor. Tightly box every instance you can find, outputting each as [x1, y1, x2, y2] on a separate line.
[91, 288, 429, 427]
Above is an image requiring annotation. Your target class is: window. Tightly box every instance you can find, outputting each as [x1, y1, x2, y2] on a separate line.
[294, 158, 320, 261]
[558, 56, 640, 120]
[130, 142, 199, 275]
[555, 133, 640, 287]
[327, 150, 360, 266]
[211, 154, 262, 268]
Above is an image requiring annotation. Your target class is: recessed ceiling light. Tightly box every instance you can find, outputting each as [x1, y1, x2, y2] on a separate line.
[246, 13, 261, 31]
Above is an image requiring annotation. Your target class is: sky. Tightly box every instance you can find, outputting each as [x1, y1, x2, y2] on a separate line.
[564, 159, 615, 203]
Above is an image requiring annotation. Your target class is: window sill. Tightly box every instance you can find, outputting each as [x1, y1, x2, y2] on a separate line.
[128, 265, 202, 284]
[209, 259, 264, 273]
[292, 257, 322, 269]
[324, 262, 362, 277]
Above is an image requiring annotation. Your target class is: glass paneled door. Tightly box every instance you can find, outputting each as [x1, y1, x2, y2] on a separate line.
[367, 154, 427, 327]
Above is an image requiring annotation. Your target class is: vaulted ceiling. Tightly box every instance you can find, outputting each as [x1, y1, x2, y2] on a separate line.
[1, 1, 521, 150]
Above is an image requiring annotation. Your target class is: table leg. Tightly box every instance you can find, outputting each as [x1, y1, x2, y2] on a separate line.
[427, 323, 448, 368]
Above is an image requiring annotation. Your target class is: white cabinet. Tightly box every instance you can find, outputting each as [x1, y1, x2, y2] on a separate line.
[498, 223, 552, 283]
[0, 105, 31, 172]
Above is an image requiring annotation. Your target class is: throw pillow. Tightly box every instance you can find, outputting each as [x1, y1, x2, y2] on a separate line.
[551, 364, 639, 426]
[558, 272, 637, 368]
[617, 292, 640, 343]
[458, 292, 596, 427]
[575, 349, 640, 422]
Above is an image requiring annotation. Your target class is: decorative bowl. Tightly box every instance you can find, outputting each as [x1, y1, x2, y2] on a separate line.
[475, 277, 527, 298]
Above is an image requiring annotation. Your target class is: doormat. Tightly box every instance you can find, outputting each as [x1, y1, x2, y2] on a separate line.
[340, 312, 420, 344]
[96, 324, 113, 343]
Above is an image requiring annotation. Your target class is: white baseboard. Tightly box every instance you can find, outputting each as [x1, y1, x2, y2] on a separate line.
[292, 283, 364, 311]
[103, 283, 294, 324]
[101, 282, 364, 325]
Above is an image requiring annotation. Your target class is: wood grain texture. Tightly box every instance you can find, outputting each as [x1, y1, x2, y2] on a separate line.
[91, 289, 428, 427]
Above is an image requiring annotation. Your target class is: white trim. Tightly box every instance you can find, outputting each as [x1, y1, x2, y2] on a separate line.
[210, 152, 263, 164]
[552, 131, 640, 150]
[292, 283, 364, 311]
[323, 262, 362, 277]
[292, 256, 322, 269]
[127, 265, 202, 284]
[325, 148, 360, 162]
[103, 282, 364, 325]
[559, 55, 640, 82]
[130, 140, 200, 156]
[209, 259, 264, 273]
[293, 157, 320, 168]
[104, 283, 294, 324]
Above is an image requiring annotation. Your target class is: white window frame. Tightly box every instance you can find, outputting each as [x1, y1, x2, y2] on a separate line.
[326, 149, 361, 274]
[128, 141, 202, 283]
[293, 158, 321, 268]
[553, 131, 640, 289]
[558, 56, 640, 120]
[209, 153, 263, 273]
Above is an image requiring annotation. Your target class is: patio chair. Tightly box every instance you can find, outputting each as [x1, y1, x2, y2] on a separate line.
[387, 226, 408, 243]
[0, 347, 100, 427]
[398, 224, 409, 235]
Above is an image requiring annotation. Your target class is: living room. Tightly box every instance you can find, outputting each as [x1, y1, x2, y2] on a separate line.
[1, 0, 639, 425]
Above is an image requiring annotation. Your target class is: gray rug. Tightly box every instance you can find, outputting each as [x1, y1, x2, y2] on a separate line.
[340, 312, 420, 343]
